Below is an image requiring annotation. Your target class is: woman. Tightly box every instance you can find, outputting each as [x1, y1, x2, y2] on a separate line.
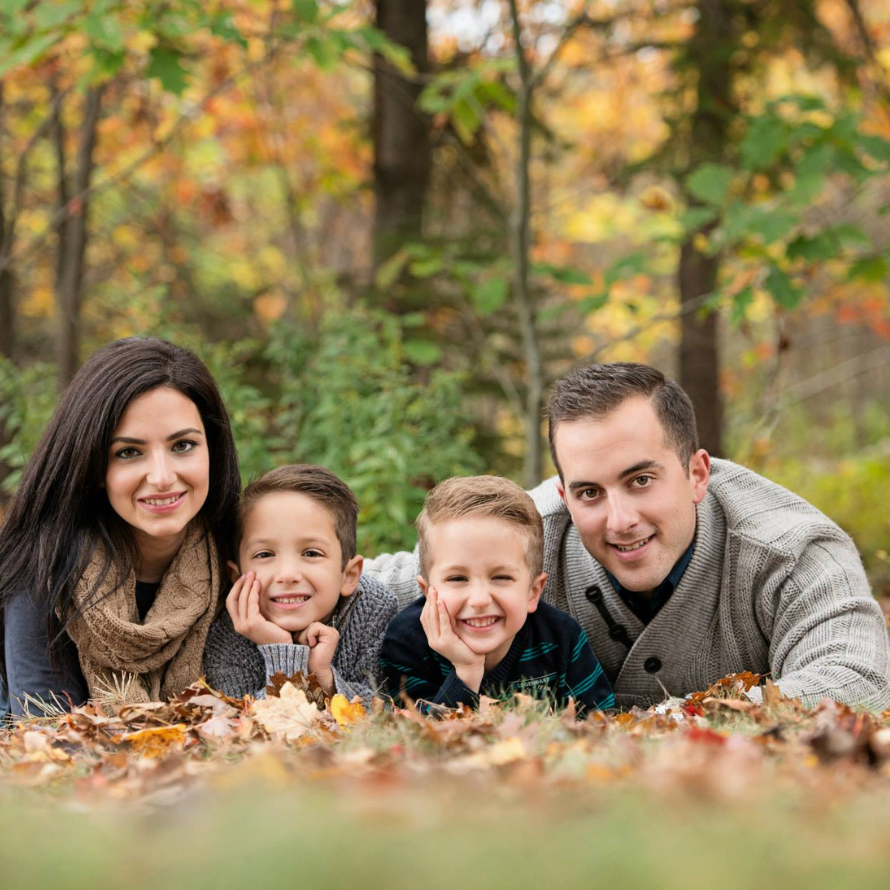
[0, 337, 240, 716]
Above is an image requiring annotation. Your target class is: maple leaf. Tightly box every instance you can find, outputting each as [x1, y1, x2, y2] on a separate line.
[265, 671, 328, 709]
[330, 695, 367, 729]
[688, 671, 763, 702]
[251, 683, 322, 743]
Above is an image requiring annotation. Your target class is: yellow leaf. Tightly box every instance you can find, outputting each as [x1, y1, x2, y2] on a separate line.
[254, 290, 287, 323]
[251, 682, 321, 743]
[126, 30, 158, 55]
[487, 737, 527, 766]
[330, 694, 367, 729]
[119, 724, 188, 758]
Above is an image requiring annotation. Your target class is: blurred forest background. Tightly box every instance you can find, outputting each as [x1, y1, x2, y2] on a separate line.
[0, 0, 888, 591]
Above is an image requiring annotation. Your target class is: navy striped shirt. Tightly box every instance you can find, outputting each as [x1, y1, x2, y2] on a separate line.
[379, 598, 615, 715]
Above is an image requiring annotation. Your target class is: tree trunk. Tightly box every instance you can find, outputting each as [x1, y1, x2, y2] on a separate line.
[53, 85, 103, 389]
[678, 238, 722, 455]
[677, 0, 737, 456]
[0, 82, 15, 500]
[508, 0, 545, 488]
[373, 0, 431, 269]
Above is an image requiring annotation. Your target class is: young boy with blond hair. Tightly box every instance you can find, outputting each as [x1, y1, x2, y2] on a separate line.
[379, 476, 614, 713]
[203, 464, 397, 702]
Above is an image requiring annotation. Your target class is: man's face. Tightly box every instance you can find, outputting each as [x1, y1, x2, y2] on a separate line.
[554, 397, 710, 593]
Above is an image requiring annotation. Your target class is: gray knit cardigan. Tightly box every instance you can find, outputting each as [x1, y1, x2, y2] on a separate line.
[365, 460, 890, 711]
[202, 573, 397, 703]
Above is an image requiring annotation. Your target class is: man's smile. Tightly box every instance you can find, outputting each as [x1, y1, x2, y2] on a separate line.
[610, 535, 654, 553]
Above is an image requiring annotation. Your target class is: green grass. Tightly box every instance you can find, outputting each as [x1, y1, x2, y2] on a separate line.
[2, 774, 890, 890]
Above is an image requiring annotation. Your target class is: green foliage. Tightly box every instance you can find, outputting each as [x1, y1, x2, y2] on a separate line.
[0, 0, 401, 91]
[673, 95, 890, 318]
[266, 306, 484, 555]
[0, 357, 57, 495]
[729, 398, 890, 591]
[685, 163, 734, 206]
[765, 455, 890, 592]
[419, 59, 516, 144]
[0, 306, 483, 555]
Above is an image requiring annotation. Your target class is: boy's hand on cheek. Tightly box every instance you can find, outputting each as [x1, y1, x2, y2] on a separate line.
[420, 587, 485, 692]
[226, 572, 293, 646]
[296, 622, 339, 695]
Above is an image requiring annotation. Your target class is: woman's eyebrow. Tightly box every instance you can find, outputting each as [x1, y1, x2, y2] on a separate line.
[109, 428, 203, 446]
[167, 428, 203, 440]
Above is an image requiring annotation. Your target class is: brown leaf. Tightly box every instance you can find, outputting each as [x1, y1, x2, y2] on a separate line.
[265, 671, 328, 709]
[762, 678, 783, 710]
[688, 672, 763, 702]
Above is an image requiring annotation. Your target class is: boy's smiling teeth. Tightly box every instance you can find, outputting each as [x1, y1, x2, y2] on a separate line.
[274, 595, 310, 605]
[462, 617, 500, 628]
[613, 536, 653, 552]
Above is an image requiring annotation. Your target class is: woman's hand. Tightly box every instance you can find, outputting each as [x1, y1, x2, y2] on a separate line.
[226, 571, 292, 646]
[420, 587, 485, 692]
[296, 622, 340, 695]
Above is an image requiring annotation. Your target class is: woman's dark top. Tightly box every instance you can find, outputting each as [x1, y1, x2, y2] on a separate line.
[4, 580, 160, 717]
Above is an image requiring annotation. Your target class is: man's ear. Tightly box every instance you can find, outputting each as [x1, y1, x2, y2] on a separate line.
[689, 449, 711, 504]
[416, 575, 429, 596]
[556, 478, 567, 505]
[527, 572, 546, 614]
[226, 560, 241, 584]
[340, 555, 363, 597]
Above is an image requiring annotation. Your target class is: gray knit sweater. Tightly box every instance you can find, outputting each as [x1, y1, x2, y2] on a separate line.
[202, 573, 397, 703]
[365, 460, 890, 711]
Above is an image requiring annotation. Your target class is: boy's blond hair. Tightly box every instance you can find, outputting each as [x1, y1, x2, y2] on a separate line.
[416, 476, 544, 579]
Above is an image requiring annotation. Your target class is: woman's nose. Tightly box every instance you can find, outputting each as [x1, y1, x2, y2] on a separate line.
[146, 452, 176, 489]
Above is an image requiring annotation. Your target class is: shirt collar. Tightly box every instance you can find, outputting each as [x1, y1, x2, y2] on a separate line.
[604, 539, 696, 624]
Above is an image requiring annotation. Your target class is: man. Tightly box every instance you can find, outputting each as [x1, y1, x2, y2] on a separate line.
[369, 362, 890, 710]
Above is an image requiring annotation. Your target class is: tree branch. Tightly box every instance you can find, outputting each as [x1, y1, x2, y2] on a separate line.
[0, 44, 287, 278]
[507, 0, 545, 487]
[843, 0, 890, 111]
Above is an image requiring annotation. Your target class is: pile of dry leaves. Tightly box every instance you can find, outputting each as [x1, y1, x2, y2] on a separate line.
[3, 671, 890, 807]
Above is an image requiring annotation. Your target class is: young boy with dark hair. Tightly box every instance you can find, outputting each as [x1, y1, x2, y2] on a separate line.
[378, 476, 614, 713]
[203, 464, 397, 702]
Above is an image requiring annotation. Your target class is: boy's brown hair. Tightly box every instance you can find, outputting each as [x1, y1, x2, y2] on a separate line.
[416, 476, 544, 579]
[236, 464, 359, 568]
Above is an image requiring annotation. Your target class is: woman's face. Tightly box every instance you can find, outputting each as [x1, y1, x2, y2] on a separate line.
[104, 387, 210, 553]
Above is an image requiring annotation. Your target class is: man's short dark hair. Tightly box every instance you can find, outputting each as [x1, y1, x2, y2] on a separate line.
[547, 362, 699, 475]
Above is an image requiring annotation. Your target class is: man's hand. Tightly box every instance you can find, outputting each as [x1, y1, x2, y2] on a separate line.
[226, 571, 292, 646]
[420, 587, 485, 692]
[296, 622, 340, 695]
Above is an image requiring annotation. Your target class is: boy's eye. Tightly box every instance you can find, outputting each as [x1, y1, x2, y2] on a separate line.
[445, 575, 467, 583]
[171, 439, 198, 454]
[303, 549, 325, 558]
[252, 550, 274, 560]
[493, 575, 515, 582]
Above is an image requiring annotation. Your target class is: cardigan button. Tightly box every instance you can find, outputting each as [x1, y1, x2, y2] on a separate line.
[609, 625, 629, 642]
[644, 656, 662, 673]
[585, 586, 603, 603]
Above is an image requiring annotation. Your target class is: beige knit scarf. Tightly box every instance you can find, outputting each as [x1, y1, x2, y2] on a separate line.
[66, 522, 220, 704]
